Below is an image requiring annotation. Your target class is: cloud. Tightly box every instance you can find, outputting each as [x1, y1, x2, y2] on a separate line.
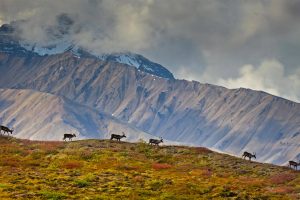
[0, 0, 158, 51]
[218, 59, 300, 102]
[0, 0, 299, 102]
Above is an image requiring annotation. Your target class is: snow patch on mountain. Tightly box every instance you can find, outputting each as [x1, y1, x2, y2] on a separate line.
[18, 40, 174, 79]
[20, 40, 74, 56]
[99, 52, 174, 79]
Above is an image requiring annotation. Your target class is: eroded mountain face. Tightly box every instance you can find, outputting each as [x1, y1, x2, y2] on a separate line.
[0, 23, 299, 165]
[0, 88, 157, 142]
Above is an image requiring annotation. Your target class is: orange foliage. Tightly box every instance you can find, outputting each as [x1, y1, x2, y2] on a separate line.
[40, 141, 63, 152]
[267, 186, 294, 194]
[133, 176, 144, 183]
[116, 164, 140, 171]
[152, 163, 172, 170]
[201, 168, 213, 177]
[269, 173, 297, 184]
[0, 157, 20, 167]
[62, 161, 82, 169]
[189, 168, 213, 178]
[194, 147, 212, 154]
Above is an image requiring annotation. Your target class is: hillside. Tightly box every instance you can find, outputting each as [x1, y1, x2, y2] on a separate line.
[0, 136, 299, 199]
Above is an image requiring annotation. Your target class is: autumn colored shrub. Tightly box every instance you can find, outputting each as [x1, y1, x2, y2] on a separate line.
[194, 147, 212, 154]
[30, 151, 43, 159]
[201, 168, 213, 177]
[40, 141, 63, 154]
[62, 161, 82, 169]
[137, 141, 152, 157]
[267, 186, 294, 194]
[133, 175, 144, 183]
[80, 150, 94, 160]
[269, 173, 297, 184]
[24, 159, 40, 167]
[152, 163, 172, 170]
[0, 156, 21, 167]
[116, 164, 139, 171]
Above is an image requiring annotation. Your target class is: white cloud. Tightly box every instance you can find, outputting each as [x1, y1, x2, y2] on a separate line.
[218, 59, 300, 102]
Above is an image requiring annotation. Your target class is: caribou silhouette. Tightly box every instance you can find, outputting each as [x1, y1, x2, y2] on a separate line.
[63, 133, 76, 141]
[110, 132, 126, 141]
[289, 161, 299, 170]
[149, 137, 164, 146]
[242, 151, 256, 161]
[0, 125, 13, 135]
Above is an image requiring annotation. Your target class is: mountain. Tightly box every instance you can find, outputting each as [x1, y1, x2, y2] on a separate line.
[0, 23, 300, 165]
[0, 88, 156, 141]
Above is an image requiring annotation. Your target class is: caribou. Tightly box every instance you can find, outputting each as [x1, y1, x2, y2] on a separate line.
[63, 133, 76, 141]
[242, 151, 256, 161]
[149, 137, 163, 146]
[0, 125, 13, 135]
[110, 132, 126, 141]
[289, 161, 299, 170]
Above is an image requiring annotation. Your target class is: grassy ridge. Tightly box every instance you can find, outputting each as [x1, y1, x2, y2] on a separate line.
[0, 136, 299, 199]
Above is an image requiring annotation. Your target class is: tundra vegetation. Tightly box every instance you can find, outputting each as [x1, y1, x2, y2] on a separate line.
[0, 136, 299, 199]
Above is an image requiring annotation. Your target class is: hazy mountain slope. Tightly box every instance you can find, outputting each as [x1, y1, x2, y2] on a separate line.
[0, 88, 156, 141]
[0, 51, 299, 165]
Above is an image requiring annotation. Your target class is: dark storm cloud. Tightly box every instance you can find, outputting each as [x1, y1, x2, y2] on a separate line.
[0, 0, 299, 101]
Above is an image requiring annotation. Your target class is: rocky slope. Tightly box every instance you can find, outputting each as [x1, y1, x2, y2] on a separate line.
[0, 88, 156, 141]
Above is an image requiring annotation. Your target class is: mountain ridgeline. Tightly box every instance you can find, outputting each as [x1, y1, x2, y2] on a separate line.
[0, 23, 299, 165]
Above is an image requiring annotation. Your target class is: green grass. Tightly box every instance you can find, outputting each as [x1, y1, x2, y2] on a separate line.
[0, 135, 299, 199]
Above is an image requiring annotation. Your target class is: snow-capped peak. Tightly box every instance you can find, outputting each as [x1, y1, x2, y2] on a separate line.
[98, 52, 175, 79]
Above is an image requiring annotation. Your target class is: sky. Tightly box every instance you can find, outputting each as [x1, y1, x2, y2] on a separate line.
[0, 0, 300, 102]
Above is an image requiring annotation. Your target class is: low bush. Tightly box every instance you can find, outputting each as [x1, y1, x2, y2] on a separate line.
[152, 163, 172, 170]
[74, 179, 90, 188]
[269, 173, 297, 184]
[62, 161, 82, 169]
[39, 190, 66, 200]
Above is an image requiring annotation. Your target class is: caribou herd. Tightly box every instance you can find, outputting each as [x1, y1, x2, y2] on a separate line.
[1, 124, 299, 170]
